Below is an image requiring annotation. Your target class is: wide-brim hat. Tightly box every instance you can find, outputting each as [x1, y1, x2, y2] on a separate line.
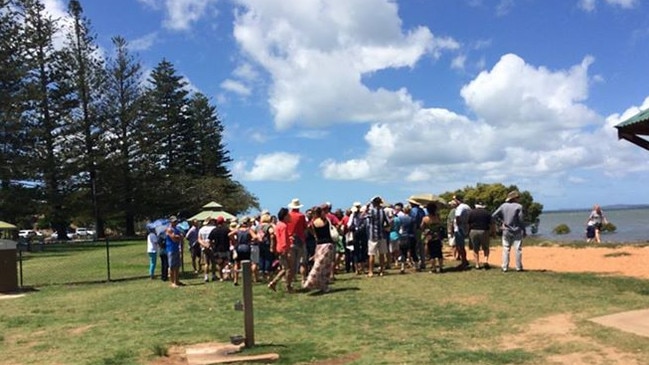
[353, 201, 362, 207]
[287, 198, 303, 209]
[506, 190, 520, 202]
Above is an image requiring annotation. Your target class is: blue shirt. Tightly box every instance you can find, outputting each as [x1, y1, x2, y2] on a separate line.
[165, 226, 182, 253]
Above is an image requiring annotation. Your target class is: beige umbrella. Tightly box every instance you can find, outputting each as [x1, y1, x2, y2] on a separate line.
[407, 194, 447, 208]
[188, 201, 236, 222]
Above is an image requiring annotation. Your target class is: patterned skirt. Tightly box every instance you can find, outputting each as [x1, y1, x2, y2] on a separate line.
[303, 243, 334, 290]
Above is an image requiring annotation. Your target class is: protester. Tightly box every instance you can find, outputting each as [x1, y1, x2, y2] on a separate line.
[468, 202, 492, 269]
[492, 191, 525, 272]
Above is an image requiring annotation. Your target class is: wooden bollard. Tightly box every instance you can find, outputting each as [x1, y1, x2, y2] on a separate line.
[241, 260, 255, 347]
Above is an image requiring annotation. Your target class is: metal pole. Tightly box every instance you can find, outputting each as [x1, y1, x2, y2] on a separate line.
[18, 246, 23, 288]
[105, 238, 111, 282]
[241, 260, 255, 347]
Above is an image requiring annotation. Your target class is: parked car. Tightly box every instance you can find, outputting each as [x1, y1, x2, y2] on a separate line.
[75, 227, 95, 238]
[50, 231, 75, 240]
[18, 230, 43, 239]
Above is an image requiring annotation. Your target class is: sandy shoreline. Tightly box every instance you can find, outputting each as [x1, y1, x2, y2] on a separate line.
[483, 245, 649, 279]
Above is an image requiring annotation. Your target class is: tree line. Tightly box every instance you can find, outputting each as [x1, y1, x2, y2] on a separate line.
[0, 0, 259, 237]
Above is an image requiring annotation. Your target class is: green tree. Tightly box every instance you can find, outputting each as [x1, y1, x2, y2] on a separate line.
[0, 0, 33, 224]
[62, 0, 109, 237]
[185, 92, 232, 178]
[441, 182, 544, 227]
[19, 0, 77, 238]
[102, 36, 143, 236]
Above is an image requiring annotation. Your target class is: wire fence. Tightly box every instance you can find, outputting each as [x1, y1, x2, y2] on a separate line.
[15, 238, 190, 288]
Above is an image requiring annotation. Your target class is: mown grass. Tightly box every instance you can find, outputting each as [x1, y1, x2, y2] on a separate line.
[1, 240, 649, 364]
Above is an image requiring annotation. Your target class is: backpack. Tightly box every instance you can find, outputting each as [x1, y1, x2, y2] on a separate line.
[157, 231, 167, 251]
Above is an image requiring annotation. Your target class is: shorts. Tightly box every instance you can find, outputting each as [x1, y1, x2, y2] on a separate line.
[168, 251, 180, 269]
[469, 230, 490, 253]
[214, 251, 229, 261]
[250, 244, 260, 263]
[427, 239, 443, 259]
[368, 238, 388, 256]
[190, 243, 201, 257]
[389, 238, 400, 253]
[201, 247, 214, 263]
[235, 244, 251, 262]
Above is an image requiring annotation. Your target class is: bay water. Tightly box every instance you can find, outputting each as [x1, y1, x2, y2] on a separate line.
[535, 208, 649, 243]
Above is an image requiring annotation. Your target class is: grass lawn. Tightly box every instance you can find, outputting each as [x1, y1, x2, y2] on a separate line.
[1, 240, 649, 364]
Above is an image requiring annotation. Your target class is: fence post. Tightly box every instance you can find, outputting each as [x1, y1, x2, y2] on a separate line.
[105, 238, 111, 282]
[18, 246, 23, 288]
[241, 260, 255, 347]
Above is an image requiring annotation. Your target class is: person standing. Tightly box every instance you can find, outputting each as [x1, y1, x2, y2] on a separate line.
[185, 220, 201, 274]
[586, 204, 607, 244]
[268, 208, 294, 292]
[366, 196, 389, 277]
[446, 200, 458, 260]
[492, 191, 525, 272]
[303, 205, 335, 292]
[198, 217, 217, 282]
[453, 194, 471, 269]
[165, 216, 184, 287]
[468, 202, 492, 269]
[208, 216, 231, 281]
[287, 198, 308, 284]
[407, 199, 425, 270]
[228, 217, 258, 286]
[421, 202, 444, 273]
[146, 227, 158, 279]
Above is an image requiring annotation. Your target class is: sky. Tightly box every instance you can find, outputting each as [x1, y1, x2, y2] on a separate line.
[39, 0, 649, 213]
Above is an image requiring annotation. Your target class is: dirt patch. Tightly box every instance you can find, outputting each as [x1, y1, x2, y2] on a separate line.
[68, 324, 95, 335]
[148, 345, 186, 365]
[304, 352, 361, 365]
[500, 313, 642, 365]
[491, 245, 649, 280]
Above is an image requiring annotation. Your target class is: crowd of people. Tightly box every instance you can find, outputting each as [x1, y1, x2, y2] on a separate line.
[146, 191, 527, 291]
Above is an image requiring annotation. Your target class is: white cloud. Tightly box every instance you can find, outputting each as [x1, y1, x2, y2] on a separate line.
[220, 79, 251, 96]
[234, 152, 301, 181]
[578, 0, 638, 11]
[139, 0, 218, 31]
[451, 54, 466, 70]
[130, 32, 158, 51]
[233, 63, 259, 82]
[321, 54, 649, 190]
[232, 0, 459, 129]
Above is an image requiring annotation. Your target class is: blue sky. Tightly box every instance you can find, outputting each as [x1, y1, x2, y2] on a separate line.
[42, 0, 649, 212]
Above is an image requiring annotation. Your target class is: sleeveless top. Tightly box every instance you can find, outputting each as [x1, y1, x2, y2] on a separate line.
[236, 229, 251, 252]
[421, 216, 444, 242]
[313, 219, 333, 244]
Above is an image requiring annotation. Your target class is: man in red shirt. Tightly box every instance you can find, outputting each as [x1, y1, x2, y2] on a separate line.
[287, 198, 308, 283]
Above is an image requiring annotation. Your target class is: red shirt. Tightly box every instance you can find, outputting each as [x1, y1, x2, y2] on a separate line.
[326, 212, 340, 226]
[287, 210, 307, 242]
[274, 221, 290, 254]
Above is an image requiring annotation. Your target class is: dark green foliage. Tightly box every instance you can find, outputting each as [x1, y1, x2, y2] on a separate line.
[440, 182, 544, 225]
[553, 223, 571, 234]
[602, 221, 617, 232]
[0, 0, 257, 233]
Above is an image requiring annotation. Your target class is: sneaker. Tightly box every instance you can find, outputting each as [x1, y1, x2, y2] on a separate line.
[483, 263, 491, 270]
[502, 268, 508, 272]
[516, 268, 524, 272]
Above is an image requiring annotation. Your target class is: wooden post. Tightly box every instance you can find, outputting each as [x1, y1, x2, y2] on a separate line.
[241, 260, 255, 347]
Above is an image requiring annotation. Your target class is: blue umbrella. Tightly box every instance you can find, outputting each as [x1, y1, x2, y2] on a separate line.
[146, 219, 169, 235]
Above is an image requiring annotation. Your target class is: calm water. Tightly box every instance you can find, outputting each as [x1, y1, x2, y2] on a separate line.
[535, 208, 649, 243]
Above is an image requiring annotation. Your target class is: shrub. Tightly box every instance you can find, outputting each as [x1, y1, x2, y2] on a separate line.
[602, 222, 616, 233]
[553, 224, 571, 235]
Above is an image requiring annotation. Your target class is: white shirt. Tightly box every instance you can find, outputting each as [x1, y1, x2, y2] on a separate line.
[147, 232, 157, 253]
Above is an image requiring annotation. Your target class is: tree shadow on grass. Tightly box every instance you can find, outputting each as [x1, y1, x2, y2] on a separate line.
[307, 287, 360, 296]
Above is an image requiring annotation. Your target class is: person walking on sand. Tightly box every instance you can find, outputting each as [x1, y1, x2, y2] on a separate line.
[586, 204, 608, 244]
[492, 191, 525, 272]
